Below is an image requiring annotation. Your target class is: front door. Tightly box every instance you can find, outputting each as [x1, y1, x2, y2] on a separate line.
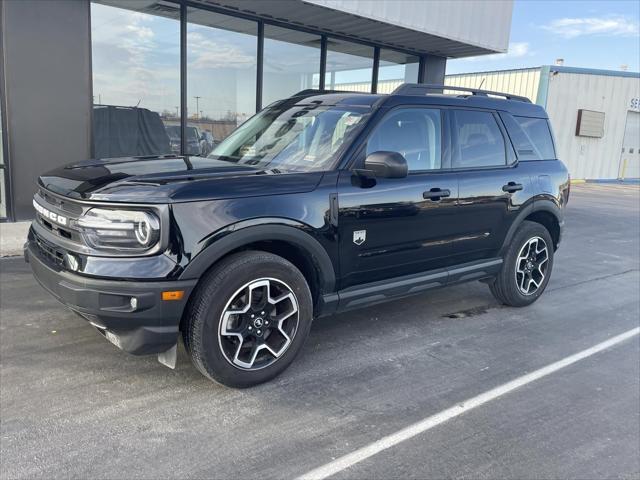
[337, 107, 459, 289]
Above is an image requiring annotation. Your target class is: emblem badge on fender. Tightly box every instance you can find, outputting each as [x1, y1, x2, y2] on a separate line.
[353, 230, 366, 246]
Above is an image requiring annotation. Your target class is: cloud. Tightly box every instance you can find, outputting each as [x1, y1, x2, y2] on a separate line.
[187, 31, 256, 70]
[541, 15, 639, 38]
[464, 42, 531, 62]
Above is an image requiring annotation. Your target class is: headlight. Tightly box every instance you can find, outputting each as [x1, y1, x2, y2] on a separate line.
[77, 208, 160, 252]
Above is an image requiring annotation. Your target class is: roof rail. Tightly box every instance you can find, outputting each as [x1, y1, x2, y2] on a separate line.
[392, 83, 531, 103]
[292, 88, 367, 97]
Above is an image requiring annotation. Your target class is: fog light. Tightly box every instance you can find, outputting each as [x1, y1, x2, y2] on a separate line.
[130, 297, 138, 310]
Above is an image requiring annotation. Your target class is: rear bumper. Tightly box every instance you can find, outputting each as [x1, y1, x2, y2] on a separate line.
[24, 240, 197, 355]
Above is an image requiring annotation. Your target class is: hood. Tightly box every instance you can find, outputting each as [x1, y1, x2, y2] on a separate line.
[38, 156, 324, 203]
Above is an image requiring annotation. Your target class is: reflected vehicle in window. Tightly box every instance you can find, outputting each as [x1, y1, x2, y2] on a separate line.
[165, 125, 208, 156]
[26, 85, 569, 388]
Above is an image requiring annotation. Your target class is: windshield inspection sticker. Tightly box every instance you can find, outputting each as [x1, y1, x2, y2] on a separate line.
[344, 114, 362, 126]
[353, 230, 367, 246]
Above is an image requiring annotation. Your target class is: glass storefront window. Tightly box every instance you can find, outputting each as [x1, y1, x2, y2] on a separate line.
[262, 26, 321, 106]
[325, 40, 374, 92]
[0, 100, 5, 218]
[91, 1, 180, 159]
[187, 8, 257, 155]
[377, 50, 420, 94]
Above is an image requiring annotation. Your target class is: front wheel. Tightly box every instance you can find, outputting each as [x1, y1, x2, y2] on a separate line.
[489, 221, 554, 307]
[183, 251, 313, 388]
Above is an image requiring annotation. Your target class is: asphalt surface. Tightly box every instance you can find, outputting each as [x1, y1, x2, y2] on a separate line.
[1, 183, 639, 479]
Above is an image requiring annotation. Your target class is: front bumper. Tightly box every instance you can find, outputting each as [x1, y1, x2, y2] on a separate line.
[24, 239, 197, 355]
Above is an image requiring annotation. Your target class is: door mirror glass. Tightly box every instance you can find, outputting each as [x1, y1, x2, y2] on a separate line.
[364, 151, 408, 178]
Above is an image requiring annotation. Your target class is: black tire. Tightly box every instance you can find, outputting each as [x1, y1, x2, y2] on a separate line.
[182, 251, 313, 388]
[489, 221, 554, 307]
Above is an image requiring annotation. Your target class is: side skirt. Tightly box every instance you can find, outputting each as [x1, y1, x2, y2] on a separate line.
[323, 258, 502, 315]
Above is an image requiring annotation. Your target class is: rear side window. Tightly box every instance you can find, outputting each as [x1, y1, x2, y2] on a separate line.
[451, 110, 506, 168]
[515, 116, 556, 160]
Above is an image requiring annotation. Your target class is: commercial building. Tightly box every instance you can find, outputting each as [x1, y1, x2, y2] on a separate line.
[0, 0, 514, 222]
[445, 66, 640, 181]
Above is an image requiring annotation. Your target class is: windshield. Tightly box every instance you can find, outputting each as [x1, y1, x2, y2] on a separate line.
[207, 102, 370, 172]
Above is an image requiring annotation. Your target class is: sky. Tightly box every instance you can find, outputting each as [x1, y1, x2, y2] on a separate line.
[447, 0, 640, 74]
[447, 0, 640, 73]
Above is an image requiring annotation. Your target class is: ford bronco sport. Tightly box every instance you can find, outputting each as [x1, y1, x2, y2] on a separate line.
[25, 84, 569, 388]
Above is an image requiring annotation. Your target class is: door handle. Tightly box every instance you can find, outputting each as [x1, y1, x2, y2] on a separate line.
[423, 188, 451, 200]
[502, 182, 523, 193]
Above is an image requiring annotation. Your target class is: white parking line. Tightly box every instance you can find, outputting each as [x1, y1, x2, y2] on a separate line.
[298, 327, 640, 480]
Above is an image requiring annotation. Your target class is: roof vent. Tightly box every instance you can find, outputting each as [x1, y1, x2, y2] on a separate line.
[555, 58, 565, 66]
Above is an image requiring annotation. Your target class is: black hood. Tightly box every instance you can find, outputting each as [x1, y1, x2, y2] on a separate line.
[38, 156, 324, 203]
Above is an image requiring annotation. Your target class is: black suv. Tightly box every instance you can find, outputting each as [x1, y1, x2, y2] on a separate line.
[25, 84, 569, 387]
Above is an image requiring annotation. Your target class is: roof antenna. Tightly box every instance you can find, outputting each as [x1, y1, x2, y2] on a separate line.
[478, 78, 486, 89]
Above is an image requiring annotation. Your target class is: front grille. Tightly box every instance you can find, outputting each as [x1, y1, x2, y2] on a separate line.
[33, 229, 66, 267]
[33, 190, 86, 246]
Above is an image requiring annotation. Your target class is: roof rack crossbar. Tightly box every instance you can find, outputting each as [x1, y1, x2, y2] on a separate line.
[392, 83, 531, 103]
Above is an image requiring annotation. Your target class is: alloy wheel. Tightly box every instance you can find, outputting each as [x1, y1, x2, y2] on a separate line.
[218, 278, 299, 370]
[514, 236, 549, 295]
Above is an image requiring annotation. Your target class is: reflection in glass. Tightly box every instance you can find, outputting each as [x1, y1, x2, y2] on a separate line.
[377, 50, 420, 94]
[91, 1, 180, 158]
[263, 26, 321, 106]
[187, 8, 257, 154]
[325, 40, 374, 92]
[208, 101, 371, 172]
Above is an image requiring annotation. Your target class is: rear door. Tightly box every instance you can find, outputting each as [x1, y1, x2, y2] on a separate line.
[449, 109, 533, 264]
[337, 106, 459, 289]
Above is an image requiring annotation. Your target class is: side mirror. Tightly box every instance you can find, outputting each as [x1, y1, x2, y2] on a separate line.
[363, 151, 408, 179]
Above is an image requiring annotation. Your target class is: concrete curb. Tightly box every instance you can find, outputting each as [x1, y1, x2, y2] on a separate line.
[0, 221, 30, 257]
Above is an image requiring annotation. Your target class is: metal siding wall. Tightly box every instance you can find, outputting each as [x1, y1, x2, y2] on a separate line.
[305, 0, 512, 53]
[545, 73, 640, 179]
[444, 68, 541, 102]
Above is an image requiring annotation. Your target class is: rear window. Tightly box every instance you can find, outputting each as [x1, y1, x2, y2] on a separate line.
[511, 116, 556, 160]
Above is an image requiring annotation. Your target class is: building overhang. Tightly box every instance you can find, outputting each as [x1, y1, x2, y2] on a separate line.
[195, 0, 511, 57]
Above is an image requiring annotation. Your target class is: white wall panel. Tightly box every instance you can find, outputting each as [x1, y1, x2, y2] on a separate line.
[546, 73, 640, 179]
[445, 68, 541, 102]
[305, 0, 512, 53]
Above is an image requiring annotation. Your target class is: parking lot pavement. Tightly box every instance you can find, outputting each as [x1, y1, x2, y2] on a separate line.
[1, 183, 639, 480]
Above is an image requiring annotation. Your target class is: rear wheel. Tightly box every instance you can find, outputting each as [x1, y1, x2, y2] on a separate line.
[490, 221, 554, 307]
[183, 251, 313, 388]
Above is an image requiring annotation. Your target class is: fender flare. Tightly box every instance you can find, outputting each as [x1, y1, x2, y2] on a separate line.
[179, 221, 337, 293]
[499, 199, 563, 255]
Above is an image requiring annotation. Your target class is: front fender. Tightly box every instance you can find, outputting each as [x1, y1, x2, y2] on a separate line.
[178, 220, 337, 293]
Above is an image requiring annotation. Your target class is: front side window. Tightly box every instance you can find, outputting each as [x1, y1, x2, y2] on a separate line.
[366, 108, 442, 171]
[208, 102, 370, 172]
[452, 110, 506, 168]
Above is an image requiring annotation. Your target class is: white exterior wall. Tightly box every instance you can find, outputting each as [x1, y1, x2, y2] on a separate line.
[445, 68, 541, 103]
[545, 72, 640, 180]
[305, 0, 512, 53]
[445, 68, 640, 180]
